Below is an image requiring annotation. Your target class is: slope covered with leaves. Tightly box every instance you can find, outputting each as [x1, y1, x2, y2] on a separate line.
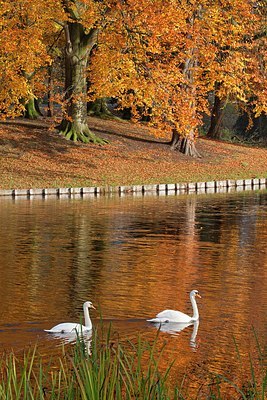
[0, 118, 266, 190]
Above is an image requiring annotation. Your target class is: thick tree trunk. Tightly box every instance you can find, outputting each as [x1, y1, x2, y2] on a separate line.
[207, 84, 225, 139]
[170, 129, 201, 158]
[58, 22, 107, 144]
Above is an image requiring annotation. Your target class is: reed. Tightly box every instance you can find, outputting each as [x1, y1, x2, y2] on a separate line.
[0, 329, 177, 400]
[0, 328, 265, 399]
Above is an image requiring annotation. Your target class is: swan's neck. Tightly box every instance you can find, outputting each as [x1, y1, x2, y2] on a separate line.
[83, 304, 92, 329]
[190, 296, 199, 321]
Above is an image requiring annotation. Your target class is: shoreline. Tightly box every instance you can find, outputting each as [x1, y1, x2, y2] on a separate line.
[1, 177, 266, 198]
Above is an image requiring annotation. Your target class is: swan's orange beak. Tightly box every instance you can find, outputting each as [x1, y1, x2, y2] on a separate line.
[91, 304, 96, 309]
[196, 293, 201, 298]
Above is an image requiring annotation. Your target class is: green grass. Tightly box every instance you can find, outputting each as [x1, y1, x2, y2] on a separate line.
[0, 328, 266, 399]
[0, 329, 179, 400]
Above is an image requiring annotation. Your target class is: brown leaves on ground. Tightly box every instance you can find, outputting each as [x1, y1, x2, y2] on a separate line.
[0, 117, 266, 190]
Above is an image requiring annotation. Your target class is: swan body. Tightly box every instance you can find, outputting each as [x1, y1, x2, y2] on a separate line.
[44, 301, 95, 334]
[147, 290, 201, 324]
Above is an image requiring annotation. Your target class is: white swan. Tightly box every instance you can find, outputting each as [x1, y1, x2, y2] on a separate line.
[147, 290, 201, 324]
[44, 301, 95, 334]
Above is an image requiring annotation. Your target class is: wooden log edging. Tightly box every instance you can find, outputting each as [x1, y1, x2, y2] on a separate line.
[0, 178, 266, 198]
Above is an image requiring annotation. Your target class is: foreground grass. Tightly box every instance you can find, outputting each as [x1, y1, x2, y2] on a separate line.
[0, 118, 267, 189]
[0, 331, 177, 400]
[0, 329, 266, 400]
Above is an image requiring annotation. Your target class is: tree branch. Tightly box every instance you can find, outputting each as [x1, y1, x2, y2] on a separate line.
[64, 23, 73, 56]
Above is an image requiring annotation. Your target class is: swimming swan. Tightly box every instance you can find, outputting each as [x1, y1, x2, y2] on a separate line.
[44, 301, 95, 334]
[147, 290, 201, 324]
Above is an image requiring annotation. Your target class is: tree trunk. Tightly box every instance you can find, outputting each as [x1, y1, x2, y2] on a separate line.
[58, 22, 107, 144]
[47, 65, 53, 117]
[207, 84, 225, 139]
[24, 96, 42, 119]
[170, 129, 201, 158]
[169, 7, 202, 157]
[87, 97, 115, 119]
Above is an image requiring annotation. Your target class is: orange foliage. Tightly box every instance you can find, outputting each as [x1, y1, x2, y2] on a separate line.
[0, 0, 62, 117]
[0, 0, 265, 143]
[90, 0, 266, 139]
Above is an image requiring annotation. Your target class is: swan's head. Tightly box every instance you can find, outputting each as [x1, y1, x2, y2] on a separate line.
[84, 301, 95, 309]
[190, 290, 201, 299]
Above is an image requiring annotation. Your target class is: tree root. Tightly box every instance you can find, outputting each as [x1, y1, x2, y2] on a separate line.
[57, 120, 108, 145]
[170, 129, 201, 158]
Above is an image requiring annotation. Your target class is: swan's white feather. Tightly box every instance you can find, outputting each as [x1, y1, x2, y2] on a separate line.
[44, 323, 89, 334]
[147, 310, 192, 323]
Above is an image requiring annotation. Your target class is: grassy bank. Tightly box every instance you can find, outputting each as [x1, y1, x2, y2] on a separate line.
[0, 118, 267, 190]
[0, 329, 266, 400]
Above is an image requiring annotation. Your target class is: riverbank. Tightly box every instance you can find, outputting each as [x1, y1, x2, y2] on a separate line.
[0, 117, 267, 190]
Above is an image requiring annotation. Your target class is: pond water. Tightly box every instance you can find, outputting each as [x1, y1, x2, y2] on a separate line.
[0, 190, 266, 394]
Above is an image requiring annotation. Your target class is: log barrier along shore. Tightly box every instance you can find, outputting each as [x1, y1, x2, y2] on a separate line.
[0, 178, 266, 198]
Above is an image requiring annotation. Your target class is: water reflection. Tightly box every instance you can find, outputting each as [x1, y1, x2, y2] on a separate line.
[45, 330, 93, 354]
[148, 320, 199, 348]
[0, 190, 266, 390]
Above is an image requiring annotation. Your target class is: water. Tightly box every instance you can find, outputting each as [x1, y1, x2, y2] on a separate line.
[0, 190, 266, 391]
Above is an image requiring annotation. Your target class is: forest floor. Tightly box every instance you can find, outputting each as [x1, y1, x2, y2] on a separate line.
[0, 116, 267, 189]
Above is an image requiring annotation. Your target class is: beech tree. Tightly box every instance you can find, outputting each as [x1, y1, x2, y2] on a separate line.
[0, 0, 56, 118]
[0, 0, 107, 142]
[89, 0, 212, 156]
[56, 1, 109, 143]
[206, 0, 267, 139]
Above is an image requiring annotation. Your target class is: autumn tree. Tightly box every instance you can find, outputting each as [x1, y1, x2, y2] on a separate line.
[0, 0, 109, 142]
[0, 1, 60, 119]
[206, 0, 266, 139]
[89, 0, 210, 156]
[56, 1, 110, 143]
